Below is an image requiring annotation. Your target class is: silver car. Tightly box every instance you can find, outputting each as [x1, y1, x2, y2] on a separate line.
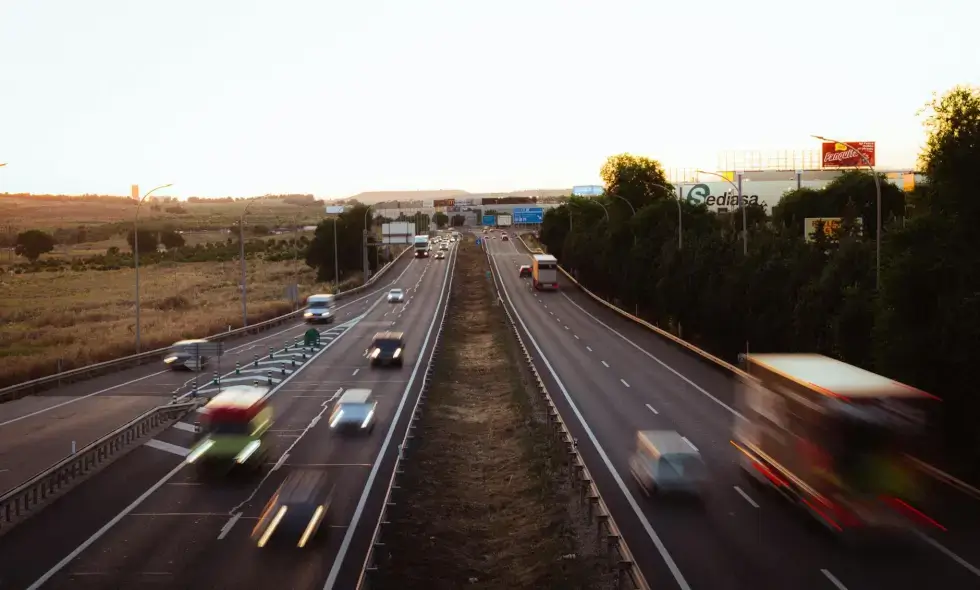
[329, 389, 377, 434]
[387, 288, 404, 303]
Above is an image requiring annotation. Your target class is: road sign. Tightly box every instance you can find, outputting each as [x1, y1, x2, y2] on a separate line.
[476, 238, 482, 246]
[482, 215, 496, 226]
[325, 206, 345, 214]
[572, 185, 604, 197]
[512, 207, 544, 224]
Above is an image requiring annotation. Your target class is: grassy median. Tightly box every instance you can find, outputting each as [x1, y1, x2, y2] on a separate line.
[373, 236, 611, 590]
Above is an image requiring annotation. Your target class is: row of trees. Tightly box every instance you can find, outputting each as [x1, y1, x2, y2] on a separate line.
[538, 85, 980, 469]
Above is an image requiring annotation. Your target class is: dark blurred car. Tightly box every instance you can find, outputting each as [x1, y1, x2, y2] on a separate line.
[252, 469, 335, 548]
[163, 339, 211, 371]
[519, 265, 532, 278]
[367, 331, 405, 368]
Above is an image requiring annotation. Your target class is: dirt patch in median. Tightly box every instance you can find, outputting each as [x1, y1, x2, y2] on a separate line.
[372, 236, 611, 590]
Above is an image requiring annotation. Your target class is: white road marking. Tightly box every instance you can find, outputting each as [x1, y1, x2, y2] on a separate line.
[574, 334, 580, 339]
[821, 569, 849, 590]
[645, 403, 658, 415]
[352, 368, 360, 376]
[620, 379, 630, 388]
[560, 293, 744, 420]
[144, 439, 190, 457]
[681, 437, 698, 452]
[733, 486, 759, 508]
[217, 512, 241, 540]
[324, 236, 457, 589]
[485, 246, 692, 590]
[172, 422, 197, 433]
[916, 531, 980, 577]
[601, 361, 610, 368]
[586, 346, 592, 352]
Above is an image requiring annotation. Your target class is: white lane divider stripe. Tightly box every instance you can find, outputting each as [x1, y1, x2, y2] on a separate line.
[144, 439, 190, 457]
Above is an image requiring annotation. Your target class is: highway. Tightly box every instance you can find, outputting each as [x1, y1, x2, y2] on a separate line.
[484, 230, 980, 590]
[0, 243, 457, 590]
[0, 251, 416, 496]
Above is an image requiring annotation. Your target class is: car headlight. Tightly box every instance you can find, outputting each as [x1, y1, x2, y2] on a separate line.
[304, 312, 313, 318]
[163, 356, 178, 364]
[393, 348, 401, 359]
[370, 348, 380, 359]
[360, 409, 374, 429]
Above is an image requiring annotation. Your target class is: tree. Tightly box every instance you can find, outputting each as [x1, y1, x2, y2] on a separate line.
[451, 214, 465, 227]
[14, 230, 55, 262]
[433, 212, 449, 229]
[160, 230, 185, 250]
[599, 153, 674, 213]
[305, 203, 378, 282]
[126, 229, 159, 255]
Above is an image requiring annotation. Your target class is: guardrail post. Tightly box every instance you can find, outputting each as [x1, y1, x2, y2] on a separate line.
[269, 347, 274, 360]
[266, 371, 272, 385]
[235, 362, 241, 375]
[284, 340, 290, 351]
[280, 363, 286, 375]
[253, 354, 258, 368]
[302, 349, 307, 360]
[291, 358, 297, 368]
[212, 371, 219, 386]
[253, 380, 259, 387]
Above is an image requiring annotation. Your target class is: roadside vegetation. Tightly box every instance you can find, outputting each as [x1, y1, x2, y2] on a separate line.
[374, 237, 611, 590]
[537, 85, 980, 475]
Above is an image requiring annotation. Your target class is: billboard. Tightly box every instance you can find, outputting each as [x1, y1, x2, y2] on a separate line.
[325, 205, 345, 214]
[482, 215, 496, 226]
[572, 185, 604, 197]
[821, 141, 875, 168]
[434, 198, 455, 207]
[804, 217, 864, 242]
[513, 207, 544, 224]
[382, 222, 414, 244]
[497, 214, 513, 227]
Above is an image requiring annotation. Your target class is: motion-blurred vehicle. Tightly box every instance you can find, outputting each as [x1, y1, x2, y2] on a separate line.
[531, 254, 558, 290]
[440, 243, 448, 250]
[387, 288, 405, 303]
[518, 265, 532, 278]
[329, 388, 377, 434]
[303, 293, 336, 324]
[733, 353, 943, 539]
[163, 339, 211, 371]
[187, 385, 273, 472]
[435, 251, 445, 259]
[630, 430, 707, 497]
[501, 234, 509, 241]
[367, 331, 405, 368]
[252, 469, 335, 548]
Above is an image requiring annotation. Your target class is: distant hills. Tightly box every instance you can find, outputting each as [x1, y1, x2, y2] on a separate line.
[338, 188, 572, 205]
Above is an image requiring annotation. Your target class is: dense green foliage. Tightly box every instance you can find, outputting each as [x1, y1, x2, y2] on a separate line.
[539, 86, 980, 468]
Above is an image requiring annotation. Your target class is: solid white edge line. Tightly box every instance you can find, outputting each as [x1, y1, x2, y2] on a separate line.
[559, 293, 744, 420]
[915, 532, 980, 578]
[486, 240, 691, 590]
[322, 238, 457, 590]
[0, 257, 418, 428]
[820, 569, 849, 590]
[217, 512, 242, 540]
[645, 403, 659, 415]
[733, 486, 759, 508]
[23, 272, 411, 588]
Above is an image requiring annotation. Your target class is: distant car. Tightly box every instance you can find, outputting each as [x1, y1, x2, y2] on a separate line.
[519, 265, 532, 278]
[440, 244, 448, 251]
[502, 235, 509, 241]
[163, 339, 211, 371]
[629, 430, 708, 498]
[387, 288, 404, 303]
[367, 331, 405, 368]
[435, 251, 445, 259]
[252, 469, 335, 548]
[329, 389, 377, 434]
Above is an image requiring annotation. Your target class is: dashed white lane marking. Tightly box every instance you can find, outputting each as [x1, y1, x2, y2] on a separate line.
[352, 368, 360, 376]
[821, 569, 849, 590]
[681, 437, 698, 452]
[564, 325, 569, 330]
[586, 346, 592, 352]
[574, 334, 580, 339]
[218, 512, 241, 540]
[601, 361, 610, 368]
[172, 422, 197, 433]
[620, 378, 630, 388]
[645, 403, 658, 415]
[144, 439, 190, 457]
[733, 486, 759, 508]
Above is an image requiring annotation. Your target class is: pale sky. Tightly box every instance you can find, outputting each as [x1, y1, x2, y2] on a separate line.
[1, 0, 976, 198]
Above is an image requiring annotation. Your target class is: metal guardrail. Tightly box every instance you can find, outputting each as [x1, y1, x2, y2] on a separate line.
[355, 243, 457, 589]
[0, 399, 202, 538]
[484, 239, 649, 590]
[0, 246, 411, 403]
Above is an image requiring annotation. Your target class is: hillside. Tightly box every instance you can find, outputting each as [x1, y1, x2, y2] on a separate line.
[345, 189, 471, 204]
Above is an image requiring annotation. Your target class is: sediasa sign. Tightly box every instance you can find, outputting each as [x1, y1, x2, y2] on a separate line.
[683, 183, 759, 209]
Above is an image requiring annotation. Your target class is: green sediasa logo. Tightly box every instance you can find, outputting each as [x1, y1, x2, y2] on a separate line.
[685, 183, 759, 207]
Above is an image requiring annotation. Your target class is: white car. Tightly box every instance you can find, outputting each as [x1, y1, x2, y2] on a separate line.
[387, 288, 404, 303]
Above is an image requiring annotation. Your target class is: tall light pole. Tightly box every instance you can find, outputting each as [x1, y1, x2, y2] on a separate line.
[333, 216, 339, 288]
[134, 183, 173, 353]
[362, 205, 373, 281]
[812, 135, 882, 290]
[238, 196, 274, 328]
[698, 170, 747, 255]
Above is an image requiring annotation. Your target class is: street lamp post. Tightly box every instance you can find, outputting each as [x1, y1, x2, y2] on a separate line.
[134, 183, 173, 353]
[812, 135, 882, 290]
[697, 170, 747, 255]
[333, 216, 339, 288]
[362, 206, 373, 281]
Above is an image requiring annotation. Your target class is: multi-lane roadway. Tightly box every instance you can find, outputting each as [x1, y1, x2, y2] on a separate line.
[0, 243, 457, 589]
[483, 230, 980, 590]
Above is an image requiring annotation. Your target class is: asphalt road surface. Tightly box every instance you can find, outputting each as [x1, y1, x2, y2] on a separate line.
[0, 244, 456, 590]
[0, 252, 416, 495]
[483, 229, 980, 590]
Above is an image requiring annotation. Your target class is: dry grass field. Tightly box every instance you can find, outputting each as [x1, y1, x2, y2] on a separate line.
[0, 258, 345, 388]
[0, 195, 325, 235]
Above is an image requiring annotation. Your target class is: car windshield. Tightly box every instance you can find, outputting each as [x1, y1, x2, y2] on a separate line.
[373, 338, 402, 352]
[205, 419, 251, 435]
[658, 455, 707, 480]
[389, 290, 403, 296]
[337, 403, 371, 421]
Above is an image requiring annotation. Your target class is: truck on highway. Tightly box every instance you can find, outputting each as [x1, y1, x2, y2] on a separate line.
[733, 353, 942, 539]
[188, 385, 274, 473]
[531, 254, 559, 290]
[413, 235, 430, 258]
